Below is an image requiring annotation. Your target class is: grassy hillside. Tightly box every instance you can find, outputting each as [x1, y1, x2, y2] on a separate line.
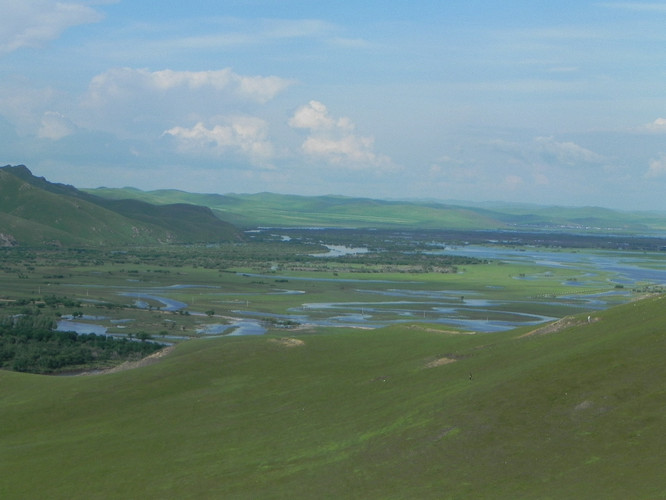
[2, 296, 665, 498]
[86, 188, 503, 229]
[86, 186, 666, 233]
[0, 169, 167, 246]
[0, 166, 241, 246]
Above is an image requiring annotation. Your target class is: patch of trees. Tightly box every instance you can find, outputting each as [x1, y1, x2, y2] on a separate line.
[0, 315, 162, 374]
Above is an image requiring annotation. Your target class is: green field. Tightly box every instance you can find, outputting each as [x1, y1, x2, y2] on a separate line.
[2, 294, 666, 498]
[2, 238, 666, 497]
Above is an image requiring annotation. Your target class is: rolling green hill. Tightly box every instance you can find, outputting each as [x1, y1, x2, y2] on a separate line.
[86, 186, 666, 233]
[2, 296, 665, 498]
[0, 165, 241, 246]
[86, 188, 502, 229]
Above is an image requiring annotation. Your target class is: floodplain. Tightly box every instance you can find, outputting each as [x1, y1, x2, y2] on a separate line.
[2, 228, 664, 373]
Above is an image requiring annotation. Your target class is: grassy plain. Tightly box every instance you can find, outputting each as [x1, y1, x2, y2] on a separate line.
[2, 237, 665, 496]
[2, 294, 666, 498]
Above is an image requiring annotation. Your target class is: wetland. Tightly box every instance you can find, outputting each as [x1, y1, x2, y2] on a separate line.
[2, 228, 665, 372]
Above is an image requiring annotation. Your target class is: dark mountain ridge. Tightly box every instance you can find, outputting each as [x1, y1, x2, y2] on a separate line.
[0, 165, 241, 247]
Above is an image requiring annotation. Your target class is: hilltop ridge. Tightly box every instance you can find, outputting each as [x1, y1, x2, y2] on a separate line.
[86, 185, 666, 233]
[0, 165, 242, 246]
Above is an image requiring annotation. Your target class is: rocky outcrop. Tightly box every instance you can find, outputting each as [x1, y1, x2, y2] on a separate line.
[0, 233, 18, 247]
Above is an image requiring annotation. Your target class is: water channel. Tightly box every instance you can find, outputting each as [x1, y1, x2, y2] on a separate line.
[57, 245, 666, 338]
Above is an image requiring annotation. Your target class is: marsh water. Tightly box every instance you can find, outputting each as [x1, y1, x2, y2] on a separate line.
[429, 245, 666, 284]
[57, 245, 666, 337]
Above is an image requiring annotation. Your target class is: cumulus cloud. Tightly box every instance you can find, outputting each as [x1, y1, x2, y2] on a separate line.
[78, 67, 293, 138]
[163, 116, 274, 166]
[0, 1, 104, 54]
[645, 153, 666, 178]
[289, 100, 347, 131]
[289, 100, 394, 170]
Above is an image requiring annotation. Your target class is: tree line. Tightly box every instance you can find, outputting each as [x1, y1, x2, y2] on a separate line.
[0, 314, 162, 374]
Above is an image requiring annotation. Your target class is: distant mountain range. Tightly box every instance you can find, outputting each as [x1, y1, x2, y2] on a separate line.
[3, 164, 666, 248]
[86, 185, 666, 234]
[0, 165, 241, 247]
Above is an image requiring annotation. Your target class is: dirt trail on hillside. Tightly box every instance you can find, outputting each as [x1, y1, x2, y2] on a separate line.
[518, 316, 598, 338]
[78, 345, 175, 375]
[408, 325, 476, 335]
[424, 357, 457, 368]
[269, 337, 305, 347]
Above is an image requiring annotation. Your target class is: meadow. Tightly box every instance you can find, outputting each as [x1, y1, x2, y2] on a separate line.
[2, 230, 666, 497]
[2, 294, 666, 498]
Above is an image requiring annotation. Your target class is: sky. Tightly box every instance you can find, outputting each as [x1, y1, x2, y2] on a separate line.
[2, 1, 666, 210]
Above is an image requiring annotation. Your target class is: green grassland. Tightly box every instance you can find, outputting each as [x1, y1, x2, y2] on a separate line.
[4, 165, 666, 497]
[2, 294, 666, 498]
[0, 166, 241, 246]
[85, 186, 666, 233]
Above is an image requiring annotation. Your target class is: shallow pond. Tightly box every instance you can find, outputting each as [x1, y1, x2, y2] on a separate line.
[120, 292, 188, 311]
[56, 320, 108, 335]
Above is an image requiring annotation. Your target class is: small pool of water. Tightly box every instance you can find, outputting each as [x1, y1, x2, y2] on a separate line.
[56, 320, 107, 336]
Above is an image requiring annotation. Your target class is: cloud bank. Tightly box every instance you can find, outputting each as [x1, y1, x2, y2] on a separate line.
[0, 0, 104, 54]
[85, 67, 292, 106]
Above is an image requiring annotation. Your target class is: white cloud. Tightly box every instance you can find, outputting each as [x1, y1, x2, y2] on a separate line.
[163, 116, 274, 166]
[0, 82, 62, 135]
[289, 100, 340, 130]
[0, 1, 104, 54]
[534, 136, 605, 165]
[38, 111, 76, 139]
[85, 67, 292, 107]
[645, 153, 666, 178]
[640, 117, 666, 133]
[289, 100, 394, 170]
[77, 67, 293, 141]
[301, 135, 375, 164]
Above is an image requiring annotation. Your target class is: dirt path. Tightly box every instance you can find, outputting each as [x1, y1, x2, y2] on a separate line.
[517, 316, 598, 338]
[77, 345, 175, 375]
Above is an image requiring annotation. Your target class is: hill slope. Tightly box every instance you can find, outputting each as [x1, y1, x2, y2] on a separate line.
[86, 186, 666, 232]
[0, 165, 241, 246]
[2, 295, 665, 498]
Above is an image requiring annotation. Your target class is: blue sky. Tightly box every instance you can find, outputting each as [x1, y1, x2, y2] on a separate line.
[2, 1, 666, 210]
